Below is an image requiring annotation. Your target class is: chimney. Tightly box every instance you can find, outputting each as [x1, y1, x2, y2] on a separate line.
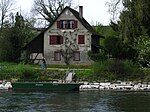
[79, 6, 83, 18]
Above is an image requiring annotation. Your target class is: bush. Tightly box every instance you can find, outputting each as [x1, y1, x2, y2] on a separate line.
[92, 59, 144, 81]
[108, 59, 144, 80]
[88, 51, 107, 62]
[123, 60, 144, 80]
[143, 68, 150, 82]
[109, 59, 125, 75]
[92, 61, 116, 81]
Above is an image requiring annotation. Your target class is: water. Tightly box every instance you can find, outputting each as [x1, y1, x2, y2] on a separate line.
[0, 90, 150, 112]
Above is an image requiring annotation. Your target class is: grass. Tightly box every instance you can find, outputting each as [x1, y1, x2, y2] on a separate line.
[0, 62, 92, 81]
[0, 61, 149, 82]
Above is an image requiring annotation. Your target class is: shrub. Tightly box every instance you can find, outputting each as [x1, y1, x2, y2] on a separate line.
[92, 61, 116, 81]
[88, 51, 107, 62]
[92, 59, 144, 81]
[109, 59, 125, 75]
[143, 68, 150, 82]
[123, 60, 144, 80]
[108, 59, 144, 80]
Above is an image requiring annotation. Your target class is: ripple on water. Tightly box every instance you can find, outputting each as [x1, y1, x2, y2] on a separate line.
[0, 90, 150, 112]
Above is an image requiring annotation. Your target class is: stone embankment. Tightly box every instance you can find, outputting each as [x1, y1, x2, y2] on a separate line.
[80, 81, 150, 91]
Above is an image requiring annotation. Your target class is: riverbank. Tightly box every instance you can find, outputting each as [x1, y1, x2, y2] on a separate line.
[80, 81, 150, 91]
[1, 79, 150, 91]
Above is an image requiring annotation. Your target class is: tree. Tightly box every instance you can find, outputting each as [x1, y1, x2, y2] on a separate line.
[106, 0, 123, 22]
[60, 31, 79, 65]
[134, 28, 150, 67]
[49, 28, 87, 65]
[32, 0, 75, 26]
[11, 12, 37, 62]
[107, 0, 150, 67]
[0, 12, 37, 62]
[0, 28, 13, 61]
[0, 0, 15, 28]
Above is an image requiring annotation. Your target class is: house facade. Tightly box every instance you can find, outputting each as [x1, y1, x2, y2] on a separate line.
[24, 6, 103, 65]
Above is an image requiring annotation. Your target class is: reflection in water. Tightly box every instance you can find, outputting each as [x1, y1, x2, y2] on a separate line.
[0, 90, 150, 112]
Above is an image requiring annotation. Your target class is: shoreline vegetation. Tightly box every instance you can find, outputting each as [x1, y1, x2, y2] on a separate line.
[0, 60, 150, 83]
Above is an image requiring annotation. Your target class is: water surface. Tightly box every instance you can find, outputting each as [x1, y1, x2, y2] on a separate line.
[0, 90, 150, 112]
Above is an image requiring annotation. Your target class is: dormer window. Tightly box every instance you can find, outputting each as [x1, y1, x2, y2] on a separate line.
[69, 20, 74, 29]
[62, 21, 67, 29]
[57, 20, 77, 29]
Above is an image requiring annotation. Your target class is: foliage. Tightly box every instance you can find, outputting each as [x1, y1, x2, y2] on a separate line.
[0, 28, 13, 61]
[0, 62, 147, 81]
[144, 68, 150, 82]
[103, 35, 136, 60]
[88, 51, 107, 62]
[92, 59, 144, 81]
[133, 28, 150, 67]
[0, 12, 37, 62]
[118, 0, 150, 44]
[93, 61, 111, 81]
[0, 63, 37, 80]
[75, 70, 93, 82]
[108, 59, 144, 80]
[38, 70, 64, 80]
[106, 0, 150, 68]
[0, 62, 92, 81]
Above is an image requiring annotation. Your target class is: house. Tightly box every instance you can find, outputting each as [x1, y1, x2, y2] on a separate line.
[24, 6, 104, 65]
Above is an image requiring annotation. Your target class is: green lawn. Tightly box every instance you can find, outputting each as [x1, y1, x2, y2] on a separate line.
[0, 62, 92, 81]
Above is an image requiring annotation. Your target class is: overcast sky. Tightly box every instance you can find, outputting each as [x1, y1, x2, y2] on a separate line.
[16, 0, 111, 25]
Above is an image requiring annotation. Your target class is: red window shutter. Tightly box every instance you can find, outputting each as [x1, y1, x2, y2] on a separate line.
[57, 21, 60, 28]
[60, 36, 63, 44]
[74, 20, 78, 28]
[78, 35, 85, 44]
[50, 35, 57, 45]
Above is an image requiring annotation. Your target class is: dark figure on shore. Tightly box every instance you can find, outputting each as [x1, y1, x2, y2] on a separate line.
[41, 58, 46, 69]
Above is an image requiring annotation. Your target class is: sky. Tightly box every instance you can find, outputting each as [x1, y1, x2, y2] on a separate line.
[16, 0, 111, 25]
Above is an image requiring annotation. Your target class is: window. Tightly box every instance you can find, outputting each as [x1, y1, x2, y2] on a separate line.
[50, 35, 63, 45]
[78, 35, 85, 44]
[54, 51, 61, 61]
[74, 52, 80, 61]
[62, 21, 68, 29]
[57, 20, 77, 29]
[69, 20, 74, 29]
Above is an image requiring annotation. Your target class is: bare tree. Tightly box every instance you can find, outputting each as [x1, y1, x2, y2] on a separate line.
[49, 28, 87, 65]
[0, 0, 15, 28]
[32, 0, 75, 26]
[106, 0, 123, 22]
[60, 30, 79, 65]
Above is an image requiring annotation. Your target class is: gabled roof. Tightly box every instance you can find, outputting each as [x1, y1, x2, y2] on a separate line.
[24, 6, 104, 50]
[46, 6, 103, 37]
[67, 7, 102, 37]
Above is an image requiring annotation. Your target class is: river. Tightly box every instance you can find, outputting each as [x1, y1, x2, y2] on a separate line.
[0, 90, 150, 112]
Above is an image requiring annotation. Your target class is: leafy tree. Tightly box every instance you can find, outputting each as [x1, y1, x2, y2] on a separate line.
[0, 28, 13, 61]
[134, 28, 150, 67]
[0, 12, 37, 62]
[106, 0, 150, 66]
